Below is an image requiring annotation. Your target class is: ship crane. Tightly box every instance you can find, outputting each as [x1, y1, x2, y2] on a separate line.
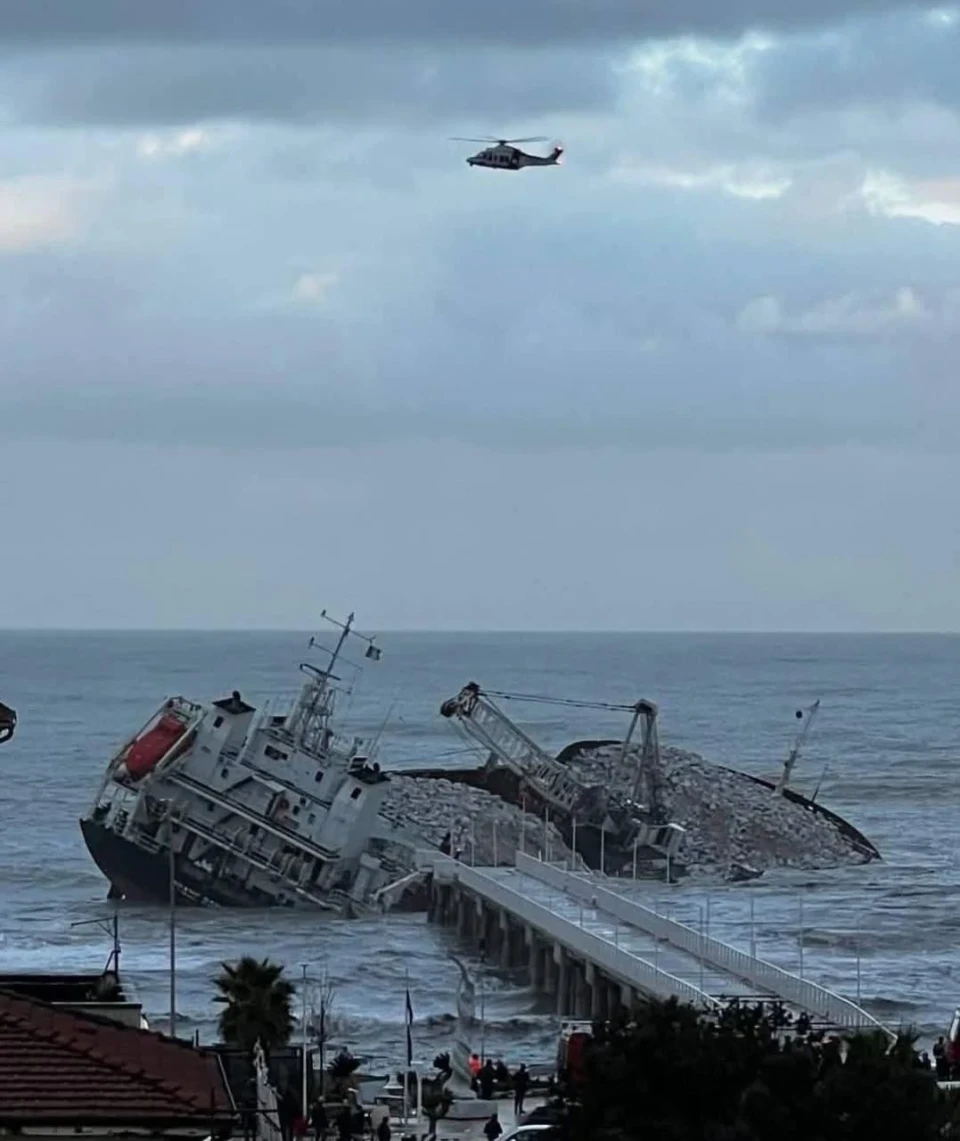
[774, 699, 821, 796]
[623, 699, 668, 825]
[439, 683, 682, 867]
[0, 700, 15, 745]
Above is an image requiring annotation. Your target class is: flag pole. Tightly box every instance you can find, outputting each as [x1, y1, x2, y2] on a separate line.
[403, 972, 412, 1124]
[300, 964, 308, 1119]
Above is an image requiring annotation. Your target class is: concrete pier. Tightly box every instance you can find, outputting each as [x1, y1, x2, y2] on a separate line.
[425, 851, 894, 1040]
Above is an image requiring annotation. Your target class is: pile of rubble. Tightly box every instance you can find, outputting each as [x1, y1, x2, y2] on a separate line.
[378, 775, 571, 868]
[377, 745, 871, 880]
[565, 743, 870, 874]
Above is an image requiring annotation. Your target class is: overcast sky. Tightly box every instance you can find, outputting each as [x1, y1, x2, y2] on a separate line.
[1, 1, 959, 630]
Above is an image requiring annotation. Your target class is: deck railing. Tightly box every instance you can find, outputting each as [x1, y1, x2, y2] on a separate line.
[517, 853, 893, 1038]
[432, 857, 720, 1010]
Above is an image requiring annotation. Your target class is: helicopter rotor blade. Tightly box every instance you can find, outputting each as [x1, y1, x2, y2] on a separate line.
[449, 136, 501, 143]
[501, 136, 549, 144]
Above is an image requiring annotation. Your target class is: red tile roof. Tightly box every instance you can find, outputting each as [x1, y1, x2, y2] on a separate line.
[0, 989, 236, 1126]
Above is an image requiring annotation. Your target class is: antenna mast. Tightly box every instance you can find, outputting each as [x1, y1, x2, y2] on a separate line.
[286, 611, 381, 755]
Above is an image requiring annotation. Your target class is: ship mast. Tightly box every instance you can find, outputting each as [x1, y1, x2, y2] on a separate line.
[287, 611, 380, 756]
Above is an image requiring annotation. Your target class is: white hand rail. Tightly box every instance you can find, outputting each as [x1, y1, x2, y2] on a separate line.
[517, 854, 893, 1039]
[433, 858, 720, 1010]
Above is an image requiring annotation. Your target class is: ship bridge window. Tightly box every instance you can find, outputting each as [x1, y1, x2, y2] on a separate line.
[214, 716, 224, 729]
[314, 771, 324, 784]
[265, 745, 288, 761]
[350, 787, 362, 801]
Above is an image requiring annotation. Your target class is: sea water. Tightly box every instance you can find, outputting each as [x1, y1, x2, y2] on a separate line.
[0, 631, 957, 1068]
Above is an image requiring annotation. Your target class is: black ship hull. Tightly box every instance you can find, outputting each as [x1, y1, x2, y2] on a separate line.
[80, 816, 283, 907]
[80, 815, 432, 911]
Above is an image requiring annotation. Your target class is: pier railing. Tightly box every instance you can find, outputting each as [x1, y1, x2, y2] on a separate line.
[432, 858, 720, 1010]
[516, 854, 893, 1039]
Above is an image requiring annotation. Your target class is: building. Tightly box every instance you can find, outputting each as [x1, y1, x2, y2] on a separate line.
[0, 970, 144, 1029]
[0, 989, 235, 1138]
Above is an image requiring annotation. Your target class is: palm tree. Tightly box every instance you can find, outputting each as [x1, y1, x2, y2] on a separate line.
[327, 1049, 361, 1100]
[213, 956, 296, 1055]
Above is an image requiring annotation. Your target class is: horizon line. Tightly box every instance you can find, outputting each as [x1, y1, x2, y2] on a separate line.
[0, 627, 959, 636]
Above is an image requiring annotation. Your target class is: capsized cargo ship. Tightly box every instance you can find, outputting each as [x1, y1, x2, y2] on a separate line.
[408, 686, 880, 877]
[79, 612, 417, 913]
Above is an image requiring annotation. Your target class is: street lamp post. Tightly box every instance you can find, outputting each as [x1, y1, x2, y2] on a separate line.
[300, 965, 309, 1115]
[856, 912, 862, 1005]
[163, 804, 177, 1038]
[749, 895, 756, 959]
[798, 895, 805, 978]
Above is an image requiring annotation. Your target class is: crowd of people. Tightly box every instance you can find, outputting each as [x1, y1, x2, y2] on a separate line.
[467, 1053, 531, 1114]
[930, 1036, 960, 1080]
[253, 1053, 535, 1141]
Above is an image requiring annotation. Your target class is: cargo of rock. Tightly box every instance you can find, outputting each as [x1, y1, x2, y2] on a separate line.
[381, 685, 879, 883]
[565, 741, 877, 874]
[378, 775, 572, 868]
[383, 745, 876, 880]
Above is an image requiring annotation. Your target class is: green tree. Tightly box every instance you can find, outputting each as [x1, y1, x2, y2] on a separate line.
[213, 956, 296, 1055]
[558, 997, 953, 1141]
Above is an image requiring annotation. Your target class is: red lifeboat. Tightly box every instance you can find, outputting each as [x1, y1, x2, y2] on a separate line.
[119, 711, 191, 780]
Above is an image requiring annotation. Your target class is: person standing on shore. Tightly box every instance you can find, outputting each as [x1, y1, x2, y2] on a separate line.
[483, 1113, 502, 1140]
[310, 1099, 328, 1141]
[479, 1060, 495, 1101]
[512, 1064, 529, 1117]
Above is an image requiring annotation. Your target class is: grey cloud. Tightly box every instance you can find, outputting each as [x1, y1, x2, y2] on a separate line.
[8, 45, 616, 127]
[746, 11, 960, 119]
[3, 385, 955, 456]
[3, 151, 960, 459]
[596, 9, 960, 182]
[0, 0, 933, 47]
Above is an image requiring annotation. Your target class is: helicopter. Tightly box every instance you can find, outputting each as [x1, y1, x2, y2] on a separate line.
[452, 136, 564, 171]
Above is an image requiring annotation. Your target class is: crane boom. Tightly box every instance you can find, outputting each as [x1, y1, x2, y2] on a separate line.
[439, 682, 683, 866]
[625, 699, 667, 825]
[774, 699, 821, 796]
[440, 683, 597, 816]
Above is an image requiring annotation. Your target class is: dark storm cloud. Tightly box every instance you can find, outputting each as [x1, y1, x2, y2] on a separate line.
[747, 10, 960, 118]
[0, 0, 933, 45]
[10, 46, 615, 127]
